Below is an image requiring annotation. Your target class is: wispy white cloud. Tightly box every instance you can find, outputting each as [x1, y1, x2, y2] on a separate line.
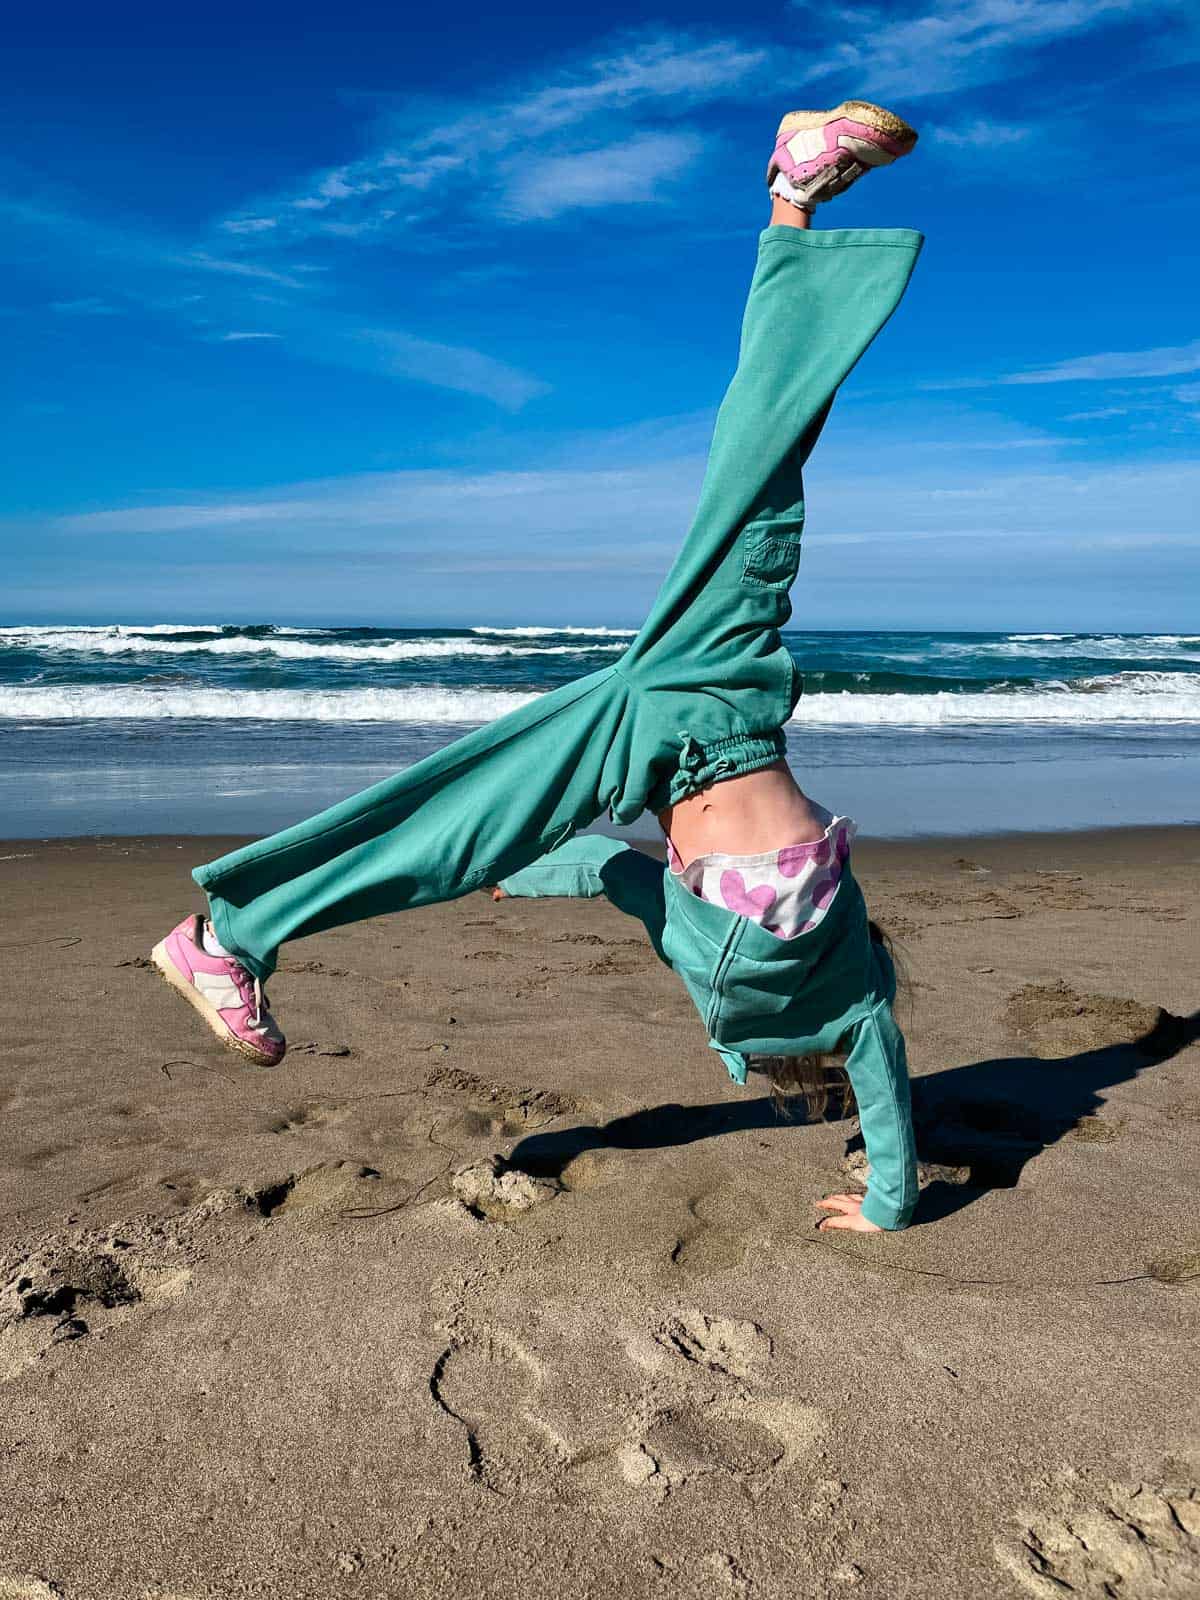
[1074, 532, 1194, 550]
[403, 33, 765, 146]
[501, 130, 704, 220]
[808, 452, 1200, 548]
[353, 329, 550, 408]
[50, 296, 121, 315]
[1003, 338, 1200, 384]
[2, 33, 770, 408]
[924, 338, 1200, 390]
[15, 402, 1196, 628]
[204, 4, 1192, 257]
[46, 458, 703, 546]
[10, 12, 1194, 429]
[218, 33, 764, 240]
[927, 117, 1030, 148]
[220, 217, 279, 235]
[0, 194, 310, 296]
[178, 251, 309, 290]
[39, 422, 1200, 554]
[2, 185, 549, 408]
[922, 434, 1086, 449]
[797, 0, 1191, 99]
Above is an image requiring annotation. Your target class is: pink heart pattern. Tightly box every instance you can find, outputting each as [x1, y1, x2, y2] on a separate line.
[667, 813, 857, 943]
[777, 838, 831, 876]
[719, 870, 778, 920]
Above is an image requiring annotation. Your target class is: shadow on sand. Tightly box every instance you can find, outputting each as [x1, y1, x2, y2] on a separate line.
[507, 1007, 1200, 1226]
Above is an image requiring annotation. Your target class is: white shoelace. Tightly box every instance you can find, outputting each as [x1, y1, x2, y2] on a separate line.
[231, 964, 271, 1032]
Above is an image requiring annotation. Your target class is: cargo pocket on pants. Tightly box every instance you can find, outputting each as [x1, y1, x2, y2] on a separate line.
[741, 522, 803, 590]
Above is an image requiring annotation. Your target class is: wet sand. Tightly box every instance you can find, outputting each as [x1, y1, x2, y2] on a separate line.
[1, 829, 1198, 1599]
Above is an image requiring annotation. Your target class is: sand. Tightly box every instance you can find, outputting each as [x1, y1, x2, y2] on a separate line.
[1, 828, 1198, 1599]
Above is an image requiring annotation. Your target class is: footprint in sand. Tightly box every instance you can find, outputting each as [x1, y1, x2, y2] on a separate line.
[670, 1191, 766, 1276]
[258, 1100, 351, 1136]
[274, 958, 352, 977]
[0, 1165, 405, 1385]
[1004, 981, 1166, 1057]
[995, 1479, 1200, 1598]
[247, 1161, 384, 1217]
[424, 1064, 589, 1128]
[641, 1404, 782, 1477]
[0, 1229, 190, 1384]
[620, 1308, 823, 1501]
[429, 1330, 565, 1493]
[652, 1311, 773, 1382]
[622, 1396, 824, 1500]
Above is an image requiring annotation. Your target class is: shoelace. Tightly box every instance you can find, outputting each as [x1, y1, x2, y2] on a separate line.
[231, 963, 272, 1032]
[251, 976, 269, 1031]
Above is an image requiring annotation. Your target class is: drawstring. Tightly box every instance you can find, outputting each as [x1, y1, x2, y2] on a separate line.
[678, 731, 703, 773]
[678, 732, 734, 781]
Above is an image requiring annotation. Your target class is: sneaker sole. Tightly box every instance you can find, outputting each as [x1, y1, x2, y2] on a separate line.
[151, 939, 283, 1067]
[776, 100, 918, 149]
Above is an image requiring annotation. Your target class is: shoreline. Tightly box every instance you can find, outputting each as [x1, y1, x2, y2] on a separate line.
[4, 742, 1197, 842]
[5, 818, 1200, 855]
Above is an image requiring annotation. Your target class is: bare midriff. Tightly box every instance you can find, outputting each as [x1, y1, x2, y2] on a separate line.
[656, 759, 830, 867]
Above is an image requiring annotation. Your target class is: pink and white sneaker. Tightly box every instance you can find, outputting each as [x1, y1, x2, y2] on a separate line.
[767, 100, 918, 211]
[152, 914, 286, 1066]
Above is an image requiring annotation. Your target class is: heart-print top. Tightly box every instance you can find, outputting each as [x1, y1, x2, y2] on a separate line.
[665, 807, 857, 941]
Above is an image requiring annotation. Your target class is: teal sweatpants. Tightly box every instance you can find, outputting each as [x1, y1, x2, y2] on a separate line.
[195, 226, 923, 981]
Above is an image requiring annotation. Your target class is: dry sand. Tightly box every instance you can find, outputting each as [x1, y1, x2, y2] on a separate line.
[1, 829, 1198, 1599]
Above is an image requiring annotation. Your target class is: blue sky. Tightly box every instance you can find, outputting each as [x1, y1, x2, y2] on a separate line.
[3, 0, 1198, 629]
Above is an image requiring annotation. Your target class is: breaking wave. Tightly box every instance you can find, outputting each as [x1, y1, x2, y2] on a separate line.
[4, 672, 1198, 725]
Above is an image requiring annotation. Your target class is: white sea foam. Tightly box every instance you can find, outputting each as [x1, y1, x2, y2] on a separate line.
[0, 685, 541, 722]
[940, 634, 1200, 662]
[0, 629, 624, 662]
[0, 623, 229, 638]
[3, 673, 1198, 726]
[470, 625, 636, 637]
[789, 673, 1200, 726]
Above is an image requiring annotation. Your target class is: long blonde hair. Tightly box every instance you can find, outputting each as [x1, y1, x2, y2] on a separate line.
[755, 1050, 853, 1121]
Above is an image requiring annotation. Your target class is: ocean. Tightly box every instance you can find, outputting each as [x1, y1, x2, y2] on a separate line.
[2, 622, 1198, 839]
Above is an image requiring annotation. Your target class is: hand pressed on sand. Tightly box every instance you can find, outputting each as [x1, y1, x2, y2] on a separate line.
[815, 1193, 883, 1233]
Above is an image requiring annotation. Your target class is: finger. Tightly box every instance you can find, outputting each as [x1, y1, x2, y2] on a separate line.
[815, 1194, 862, 1212]
[491, 887, 506, 902]
[817, 1215, 853, 1231]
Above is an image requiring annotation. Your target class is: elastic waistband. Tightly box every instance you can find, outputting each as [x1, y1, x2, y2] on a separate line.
[648, 729, 788, 815]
